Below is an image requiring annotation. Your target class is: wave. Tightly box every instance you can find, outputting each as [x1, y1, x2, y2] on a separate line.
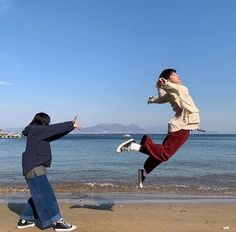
[1, 181, 236, 196]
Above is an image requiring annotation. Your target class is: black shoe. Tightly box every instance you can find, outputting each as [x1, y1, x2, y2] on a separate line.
[138, 169, 146, 188]
[17, 219, 35, 229]
[55, 219, 76, 232]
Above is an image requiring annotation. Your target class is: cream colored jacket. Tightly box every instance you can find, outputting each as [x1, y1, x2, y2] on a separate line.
[149, 81, 200, 132]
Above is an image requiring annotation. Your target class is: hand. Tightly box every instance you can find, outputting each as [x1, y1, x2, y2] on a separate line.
[73, 115, 80, 129]
[156, 77, 166, 88]
[147, 96, 156, 104]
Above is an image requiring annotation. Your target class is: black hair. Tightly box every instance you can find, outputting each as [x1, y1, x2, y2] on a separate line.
[30, 112, 51, 126]
[159, 68, 176, 80]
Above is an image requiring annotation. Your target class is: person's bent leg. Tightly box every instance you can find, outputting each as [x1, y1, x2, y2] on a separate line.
[161, 130, 189, 160]
[144, 156, 163, 174]
[20, 197, 38, 221]
[138, 131, 189, 187]
[140, 135, 164, 158]
[17, 198, 37, 229]
[28, 174, 76, 231]
[138, 156, 163, 188]
[27, 175, 62, 229]
[140, 130, 189, 162]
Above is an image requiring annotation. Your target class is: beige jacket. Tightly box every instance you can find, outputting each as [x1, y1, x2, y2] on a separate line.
[149, 81, 200, 132]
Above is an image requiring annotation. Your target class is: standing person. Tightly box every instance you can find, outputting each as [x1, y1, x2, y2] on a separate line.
[116, 69, 200, 188]
[17, 113, 79, 231]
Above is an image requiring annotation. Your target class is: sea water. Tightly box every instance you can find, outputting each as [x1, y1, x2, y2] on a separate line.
[0, 134, 236, 196]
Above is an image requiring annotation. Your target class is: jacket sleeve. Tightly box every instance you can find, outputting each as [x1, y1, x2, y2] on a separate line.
[160, 81, 180, 94]
[149, 88, 169, 104]
[46, 131, 72, 142]
[38, 121, 74, 141]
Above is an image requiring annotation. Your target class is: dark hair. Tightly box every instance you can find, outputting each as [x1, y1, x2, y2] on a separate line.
[159, 68, 176, 80]
[30, 112, 51, 126]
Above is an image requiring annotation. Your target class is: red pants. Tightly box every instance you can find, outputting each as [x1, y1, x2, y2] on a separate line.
[140, 130, 190, 174]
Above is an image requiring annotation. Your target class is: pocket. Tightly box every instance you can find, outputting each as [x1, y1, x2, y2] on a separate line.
[36, 141, 51, 156]
[188, 113, 200, 124]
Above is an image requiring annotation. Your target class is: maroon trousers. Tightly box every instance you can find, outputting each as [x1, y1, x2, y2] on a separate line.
[140, 129, 190, 174]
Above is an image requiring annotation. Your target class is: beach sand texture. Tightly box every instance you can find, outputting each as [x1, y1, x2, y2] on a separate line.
[1, 202, 236, 232]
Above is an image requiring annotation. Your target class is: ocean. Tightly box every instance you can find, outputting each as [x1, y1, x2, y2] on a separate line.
[0, 134, 236, 198]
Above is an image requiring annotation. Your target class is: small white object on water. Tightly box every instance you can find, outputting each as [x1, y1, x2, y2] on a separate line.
[222, 226, 230, 230]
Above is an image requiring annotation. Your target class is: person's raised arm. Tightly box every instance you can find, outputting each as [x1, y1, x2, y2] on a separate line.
[39, 115, 80, 141]
[147, 81, 169, 104]
[158, 78, 180, 94]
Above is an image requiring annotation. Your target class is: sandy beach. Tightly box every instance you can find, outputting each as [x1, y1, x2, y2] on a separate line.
[2, 200, 236, 232]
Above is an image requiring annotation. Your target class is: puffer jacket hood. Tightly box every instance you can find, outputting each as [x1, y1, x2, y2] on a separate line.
[22, 125, 31, 137]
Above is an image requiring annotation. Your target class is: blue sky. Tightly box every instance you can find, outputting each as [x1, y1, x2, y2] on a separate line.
[0, 0, 235, 133]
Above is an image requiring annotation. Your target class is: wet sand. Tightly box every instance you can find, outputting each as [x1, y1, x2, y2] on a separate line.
[2, 201, 236, 232]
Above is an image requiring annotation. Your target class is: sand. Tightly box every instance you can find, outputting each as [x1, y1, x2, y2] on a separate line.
[1, 201, 236, 232]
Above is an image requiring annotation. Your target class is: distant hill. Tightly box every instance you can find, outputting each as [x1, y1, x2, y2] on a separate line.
[3, 125, 235, 134]
[77, 123, 176, 134]
[79, 123, 146, 134]
[4, 124, 148, 134]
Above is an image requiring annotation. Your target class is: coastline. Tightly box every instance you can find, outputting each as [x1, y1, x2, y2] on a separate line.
[1, 181, 236, 197]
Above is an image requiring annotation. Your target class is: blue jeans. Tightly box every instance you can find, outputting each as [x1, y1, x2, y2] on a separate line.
[21, 174, 62, 228]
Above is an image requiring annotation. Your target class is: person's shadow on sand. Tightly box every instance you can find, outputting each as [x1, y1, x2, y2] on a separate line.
[8, 203, 25, 216]
[70, 203, 115, 211]
[7, 203, 54, 230]
[70, 195, 115, 211]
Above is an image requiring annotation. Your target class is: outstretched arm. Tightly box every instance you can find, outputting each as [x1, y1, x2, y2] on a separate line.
[39, 121, 74, 141]
[148, 83, 169, 104]
[40, 115, 80, 141]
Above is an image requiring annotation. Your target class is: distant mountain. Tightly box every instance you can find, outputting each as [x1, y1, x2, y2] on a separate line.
[79, 123, 146, 134]
[3, 125, 235, 135]
[3, 124, 147, 134]
[78, 124, 236, 135]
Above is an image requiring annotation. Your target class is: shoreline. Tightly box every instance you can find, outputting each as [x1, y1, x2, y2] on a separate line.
[1, 181, 236, 197]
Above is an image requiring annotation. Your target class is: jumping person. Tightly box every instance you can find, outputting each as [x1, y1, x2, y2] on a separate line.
[116, 69, 200, 188]
[17, 113, 79, 231]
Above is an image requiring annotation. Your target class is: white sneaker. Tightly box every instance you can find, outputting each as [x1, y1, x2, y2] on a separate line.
[116, 139, 135, 153]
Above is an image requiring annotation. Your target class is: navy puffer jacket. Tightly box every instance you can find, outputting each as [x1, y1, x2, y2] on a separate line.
[22, 121, 74, 176]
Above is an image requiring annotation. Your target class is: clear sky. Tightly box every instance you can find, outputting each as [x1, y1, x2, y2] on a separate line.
[0, 0, 235, 133]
